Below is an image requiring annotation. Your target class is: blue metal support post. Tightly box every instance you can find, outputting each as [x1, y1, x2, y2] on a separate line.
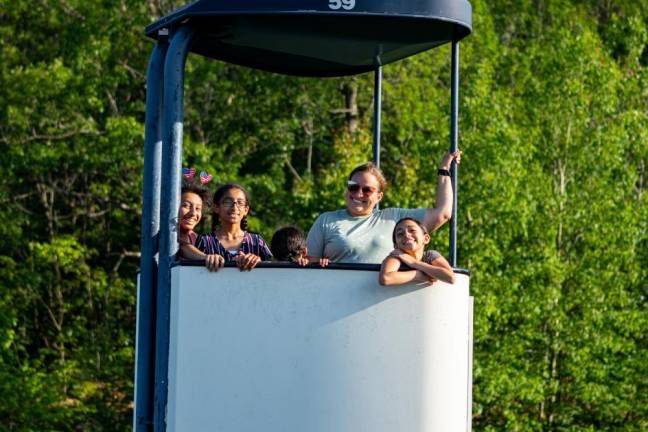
[153, 25, 194, 432]
[449, 41, 459, 267]
[135, 35, 168, 432]
[372, 66, 382, 168]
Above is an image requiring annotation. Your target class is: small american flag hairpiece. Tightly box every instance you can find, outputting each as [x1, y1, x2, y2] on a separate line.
[182, 167, 196, 180]
[199, 171, 213, 184]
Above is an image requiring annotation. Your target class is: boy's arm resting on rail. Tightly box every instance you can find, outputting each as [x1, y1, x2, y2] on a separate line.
[379, 256, 429, 286]
[407, 255, 456, 284]
[180, 243, 206, 260]
[306, 215, 329, 267]
[179, 243, 224, 271]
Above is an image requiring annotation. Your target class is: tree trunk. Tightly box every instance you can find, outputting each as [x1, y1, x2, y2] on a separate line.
[342, 83, 359, 133]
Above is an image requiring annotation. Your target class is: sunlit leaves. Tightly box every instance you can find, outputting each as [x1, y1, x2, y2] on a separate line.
[0, 0, 645, 430]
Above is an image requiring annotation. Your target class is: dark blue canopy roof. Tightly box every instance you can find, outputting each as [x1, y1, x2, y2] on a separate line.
[146, 0, 472, 77]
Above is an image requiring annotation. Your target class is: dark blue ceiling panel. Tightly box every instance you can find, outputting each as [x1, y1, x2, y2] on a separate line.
[146, 0, 472, 76]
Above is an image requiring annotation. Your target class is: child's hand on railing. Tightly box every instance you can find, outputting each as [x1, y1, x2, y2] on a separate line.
[205, 254, 225, 272]
[235, 251, 261, 271]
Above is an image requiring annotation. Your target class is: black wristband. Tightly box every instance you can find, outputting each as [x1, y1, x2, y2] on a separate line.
[437, 168, 451, 177]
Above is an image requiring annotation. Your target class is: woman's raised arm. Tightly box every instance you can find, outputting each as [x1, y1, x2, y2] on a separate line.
[422, 151, 461, 232]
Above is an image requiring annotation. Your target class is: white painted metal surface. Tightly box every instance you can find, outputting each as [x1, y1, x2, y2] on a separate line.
[167, 266, 472, 432]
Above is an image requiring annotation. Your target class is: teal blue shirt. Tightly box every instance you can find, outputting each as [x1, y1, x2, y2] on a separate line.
[306, 207, 427, 264]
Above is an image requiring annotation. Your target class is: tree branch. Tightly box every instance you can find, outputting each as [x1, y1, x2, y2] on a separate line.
[22, 129, 103, 143]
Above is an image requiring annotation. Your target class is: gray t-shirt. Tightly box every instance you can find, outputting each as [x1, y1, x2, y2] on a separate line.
[306, 207, 427, 264]
[423, 250, 442, 264]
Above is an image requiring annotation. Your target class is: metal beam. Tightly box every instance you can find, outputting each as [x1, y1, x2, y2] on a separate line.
[154, 25, 194, 432]
[449, 41, 459, 267]
[135, 37, 167, 432]
[372, 66, 382, 168]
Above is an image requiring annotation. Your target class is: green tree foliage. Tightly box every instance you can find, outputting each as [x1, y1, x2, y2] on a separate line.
[460, 2, 647, 430]
[0, 0, 645, 430]
[0, 0, 147, 429]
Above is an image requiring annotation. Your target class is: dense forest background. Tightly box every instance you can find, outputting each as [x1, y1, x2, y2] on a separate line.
[1, 0, 646, 430]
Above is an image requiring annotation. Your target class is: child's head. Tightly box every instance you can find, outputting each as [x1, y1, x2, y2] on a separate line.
[212, 183, 251, 231]
[392, 218, 430, 253]
[271, 226, 307, 263]
[178, 181, 211, 233]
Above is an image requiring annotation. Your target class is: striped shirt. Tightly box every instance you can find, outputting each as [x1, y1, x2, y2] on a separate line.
[195, 232, 273, 262]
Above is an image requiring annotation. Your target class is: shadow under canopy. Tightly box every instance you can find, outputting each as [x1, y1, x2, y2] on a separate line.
[145, 0, 472, 77]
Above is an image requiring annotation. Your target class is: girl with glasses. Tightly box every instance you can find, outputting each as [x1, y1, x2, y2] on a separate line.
[193, 183, 272, 271]
[306, 151, 460, 265]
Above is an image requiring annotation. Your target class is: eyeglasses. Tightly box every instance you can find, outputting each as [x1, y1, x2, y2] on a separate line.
[220, 198, 248, 208]
[347, 181, 378, 195]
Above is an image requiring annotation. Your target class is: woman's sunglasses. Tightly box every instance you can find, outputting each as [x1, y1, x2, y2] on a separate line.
[347, 181, 378, 195]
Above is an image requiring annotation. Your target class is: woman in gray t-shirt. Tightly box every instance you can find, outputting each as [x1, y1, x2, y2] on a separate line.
[306, 151, 460, 264]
